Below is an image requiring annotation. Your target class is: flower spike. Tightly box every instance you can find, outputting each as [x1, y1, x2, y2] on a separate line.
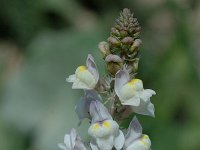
[60, 8, 157, 150]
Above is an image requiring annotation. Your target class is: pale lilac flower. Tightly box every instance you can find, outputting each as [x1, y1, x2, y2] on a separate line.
[75, 90, 101, 124]
[88, 101, 125, 150]
[115, 69, 156, 117]
[124, 117, 151, 150]
[58, 128, 87, 150]
[66, 54, 99, 90]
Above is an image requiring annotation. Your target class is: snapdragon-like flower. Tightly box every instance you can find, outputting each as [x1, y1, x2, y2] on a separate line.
[59, 8, 157, 150]
[75, 90, 101, 124]
[58, 128, 87, 150]
[124, 117, 151, 150]
[115, 69, 156, 116]
[66, 54, 99, 90]
[88, 101, 125, 150]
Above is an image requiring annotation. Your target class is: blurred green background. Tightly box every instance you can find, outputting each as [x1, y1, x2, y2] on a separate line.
[0, 0, 200, 150]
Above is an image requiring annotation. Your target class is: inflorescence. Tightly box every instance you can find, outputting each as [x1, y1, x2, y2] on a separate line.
[59, 8, 156, 150]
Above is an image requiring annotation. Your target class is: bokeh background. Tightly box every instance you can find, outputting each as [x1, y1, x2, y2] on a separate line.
[0, 0, 200, 150]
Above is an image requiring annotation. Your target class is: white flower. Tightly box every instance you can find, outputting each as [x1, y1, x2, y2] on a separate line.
[124, 117, 151, 150]
[66, 54, 99, 90]
[88, 101, 125, 150]
[114, 69, 156, 117]
[58, 128, 87, 150]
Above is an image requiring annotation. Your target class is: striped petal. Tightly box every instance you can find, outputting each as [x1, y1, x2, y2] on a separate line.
[90, 101, 112, 123]
[86, 54, 99, 84]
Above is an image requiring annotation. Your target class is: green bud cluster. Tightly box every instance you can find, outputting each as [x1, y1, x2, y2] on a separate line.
[99, 8, 142, 76]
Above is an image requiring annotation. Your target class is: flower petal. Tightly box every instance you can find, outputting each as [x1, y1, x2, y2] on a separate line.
[75, 90, 101, 124]
[58, 143, 67, 150]
[75, 97, 91, 124]
[121, 96, 140, 106]
[140, 89, 156, 102]
[126, 140, 145, 150]
[90, 101, 112, 123]
[85, 90, 102, 101]
[125, 117, 142, 148]
[114, 130, 125, 150]
[66, 74, 76, 83]
[72, 79, 92, 89]
[70, 128, 77, 148]
[59, 129, 86, 150]
[126, 135, 151, 150]
[74, 136, 87, 150]
[86, 54, 99, 83]
[64, 134, 72, 149]
[96, 135, 114, 150]
[132, 99, 155, 117]
[90, 140, 99, 150]
[88, 120, 119, 139]
[115, 69, 130, 100]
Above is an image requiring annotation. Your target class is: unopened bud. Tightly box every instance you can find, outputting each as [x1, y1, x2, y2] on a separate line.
[107, 37, 120, 45]
[120, 30, 128, 37]
[121, 37, 134, 44]
[123, 8, 131, 16]
[129, 27, 134, 33]
[106, 62, 123, 76]
[98, 41, 110, 57]
[115, 24, 121, 30]
[135, 27, 141, 32]
[130, 39, 142, 52]
[105, 54, 123, 76]
[105, 54, 123, 63]
[133, 32, 140, 37]
[124, 21, 128, 27]
[133, 58, 139, 72]
[111, 27, 120, 36]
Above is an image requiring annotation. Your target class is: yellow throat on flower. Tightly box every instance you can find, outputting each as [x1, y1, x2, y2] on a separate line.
[120, 79, 143, 100]
[75, 66, 96, 88]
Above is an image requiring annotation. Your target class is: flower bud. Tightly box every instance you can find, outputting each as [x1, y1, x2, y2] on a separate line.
[120, 30, 128, 37]
[121, 37, 134, 44]
[105, 54, 123, 76]
[133, 58, 139, 72]
[98, 41, 110, 58]
[105, 54, 122, 63]
[130, 39, 142, 52]
[107, 37, 120, 46]
[135, 26, 141, 32]
[133, 32, 140, 37]
[123, 8, 131, 16]
[129, 23, 134, 27]
[115, 24, 121, 30]
[111, 27, 120, 36]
